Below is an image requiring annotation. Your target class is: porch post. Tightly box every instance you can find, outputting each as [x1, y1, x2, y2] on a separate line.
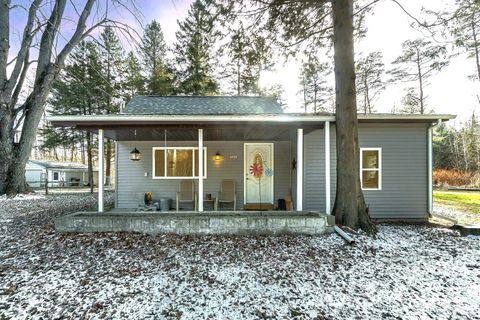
[98, 129, 104, 213]
[325, 121, 331, 214]
[198, 128, 204, 212]
[428, 125, 433, 214]
[296, 128, 303, 211]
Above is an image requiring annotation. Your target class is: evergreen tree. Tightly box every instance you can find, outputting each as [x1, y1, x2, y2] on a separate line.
[98, 26, 126, 186]
[356, 52, 385, 114]
[299, 55, 333, 113]
[124, 51, 144, 100]
[450, 0, 480, 83]
[225, 24, 273, 95]
[175, 0, 219, 95]
[139, 20, 174, 95]
[389, 39, 449, 114]
[44, 41, 103, 192]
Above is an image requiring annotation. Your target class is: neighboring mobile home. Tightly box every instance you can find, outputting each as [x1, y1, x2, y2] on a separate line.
[25, 160, 97, 188]
[50, 96, 455, 220]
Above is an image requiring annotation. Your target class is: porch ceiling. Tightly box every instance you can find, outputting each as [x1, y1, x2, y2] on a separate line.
[92, 124, 323, 141]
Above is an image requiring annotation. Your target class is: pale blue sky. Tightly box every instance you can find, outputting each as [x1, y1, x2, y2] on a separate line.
[8, 0, 476, 124]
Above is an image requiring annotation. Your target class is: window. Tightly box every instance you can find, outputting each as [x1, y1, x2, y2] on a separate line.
[152, 147, 207, 179]
[53, 171, 60, 181]
[360, 148, 381, 190]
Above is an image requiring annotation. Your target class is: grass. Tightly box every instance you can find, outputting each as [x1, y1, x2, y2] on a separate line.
[433, 190, 480, 215]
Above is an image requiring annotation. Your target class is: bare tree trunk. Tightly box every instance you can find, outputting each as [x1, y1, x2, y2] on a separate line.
[86, 132, 94, 194]
[331, 0, 376, 234]
[416, 48, 425, 114]
[471, 9, 480, 83]
[237, 57, 241, 95]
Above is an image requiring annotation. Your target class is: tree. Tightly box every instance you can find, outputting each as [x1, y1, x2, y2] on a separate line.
[356, 52, 386, 114]
[450, 0, 480, 83]
[138, 20, 174, 95]
[224, 24, 273, 95]
[124, 52, 144, 100]
[0, 0, 136, 195]
[299, 55, 333, 113]
[175, 0, 219, 95]
[216, 0, 377, 233]
[389, 39, 449, 114]
[46, 41, 104, 192]
[98, 26, 125, 186]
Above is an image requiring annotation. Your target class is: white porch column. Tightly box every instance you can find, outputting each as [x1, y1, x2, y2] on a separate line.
[325, 121, 331, 214]
[98, 129, 104, 213]
[428, 125, 433, 214]
[198, 128, 204, 212]
[296, 128, 303, 211]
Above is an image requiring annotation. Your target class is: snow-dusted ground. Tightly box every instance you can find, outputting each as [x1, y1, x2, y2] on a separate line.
[1, 196, 479, 319]
[433, 204, 480, 225]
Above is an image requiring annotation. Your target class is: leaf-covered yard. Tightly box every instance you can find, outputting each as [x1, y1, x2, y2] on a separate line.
[1, 194, 479, 319]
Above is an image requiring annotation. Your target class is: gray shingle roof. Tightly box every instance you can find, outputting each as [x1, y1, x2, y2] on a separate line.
[123, 96, 284, 115]
[28, 160, 88, 170]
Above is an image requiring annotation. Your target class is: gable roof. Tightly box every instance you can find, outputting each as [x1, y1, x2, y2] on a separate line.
[123, 96, 284, 115]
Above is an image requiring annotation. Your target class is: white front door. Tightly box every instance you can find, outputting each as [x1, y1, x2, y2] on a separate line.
[244, 143, 274, 204]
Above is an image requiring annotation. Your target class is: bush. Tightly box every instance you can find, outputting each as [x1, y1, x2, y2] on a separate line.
[433, 169, 480, 188]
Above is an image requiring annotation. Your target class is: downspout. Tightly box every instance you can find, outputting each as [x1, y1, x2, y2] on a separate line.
[428, 119, 442, 215]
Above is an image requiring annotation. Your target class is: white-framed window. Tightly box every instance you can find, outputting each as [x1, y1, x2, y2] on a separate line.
[53, 171, 60, 181]
[360, 148, 382, 190]
[152, 147, 207, 179]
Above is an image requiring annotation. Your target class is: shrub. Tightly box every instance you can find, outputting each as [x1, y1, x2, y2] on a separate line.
[433, 169, 480, 188]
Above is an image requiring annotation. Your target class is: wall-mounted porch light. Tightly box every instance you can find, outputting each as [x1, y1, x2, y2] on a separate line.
[130, 147, 141, 161]
[130, 129, 141, 161]
[214, 151, 222, 161]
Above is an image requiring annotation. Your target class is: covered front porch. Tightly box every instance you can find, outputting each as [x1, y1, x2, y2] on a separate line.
[52, 114, 335, 214]
[50, 113, 335, 235]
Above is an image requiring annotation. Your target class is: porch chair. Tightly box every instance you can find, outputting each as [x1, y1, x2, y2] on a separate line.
[176, 180, 197, 211]
[215, 179, 237, 211]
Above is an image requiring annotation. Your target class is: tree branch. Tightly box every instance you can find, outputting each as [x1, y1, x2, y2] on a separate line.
[6, 0, 42, 95]
[56, 0, 99, 65]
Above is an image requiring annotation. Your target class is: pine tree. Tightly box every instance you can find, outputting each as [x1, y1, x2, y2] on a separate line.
[98, 26, 126, 186]
[175, 0, 219, 95]
[44, 41, 103, 192]
[356, 52, 385, 114]
[389, 39, 449, 114]
[124, 51, 144, 100]
[299, 55, 333, 113]
[139, 20, 174, 95]
[225, 24, 273, 95]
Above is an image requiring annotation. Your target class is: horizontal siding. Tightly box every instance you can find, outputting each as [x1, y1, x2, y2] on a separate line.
[304, 123, 428, 219]
[358, 123, 428, 219]
[116, 141, 292, 209]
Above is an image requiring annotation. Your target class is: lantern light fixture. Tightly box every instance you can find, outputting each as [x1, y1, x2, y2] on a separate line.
[214, 151, 222, 161]
[130, 129, 141, 161]
[130, 147, 141, 161]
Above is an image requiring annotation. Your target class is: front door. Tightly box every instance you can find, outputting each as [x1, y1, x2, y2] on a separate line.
[244, 143, 274, 206]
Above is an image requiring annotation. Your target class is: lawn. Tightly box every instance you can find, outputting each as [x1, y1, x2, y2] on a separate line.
[1, 194, 479, 319]
[433, 190, 480, 215]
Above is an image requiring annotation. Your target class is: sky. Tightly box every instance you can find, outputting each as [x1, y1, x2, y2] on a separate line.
[8, 0, 478, 125]
[136, 0, 478, 125]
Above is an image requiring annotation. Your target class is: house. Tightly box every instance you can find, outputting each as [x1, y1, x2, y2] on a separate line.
[49, 96, 455, 234]
[25, 160, 97, 188]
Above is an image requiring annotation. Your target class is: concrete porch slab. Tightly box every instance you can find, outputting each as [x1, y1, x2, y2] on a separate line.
[55, 211, 335, 236]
